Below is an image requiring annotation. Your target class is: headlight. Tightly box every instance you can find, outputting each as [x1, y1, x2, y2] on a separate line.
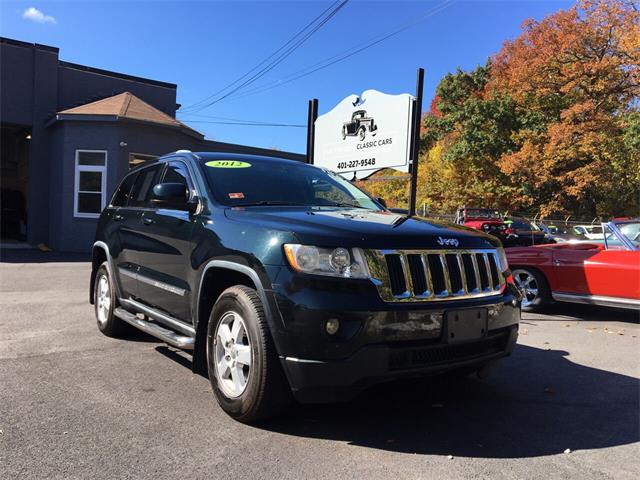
[496, 247, 509, 272]
[283, 244, 369, 279]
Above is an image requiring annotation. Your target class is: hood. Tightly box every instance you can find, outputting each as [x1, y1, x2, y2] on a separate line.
[224, 206, 500, 250]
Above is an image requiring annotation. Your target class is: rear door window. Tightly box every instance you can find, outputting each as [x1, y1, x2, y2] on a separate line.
[110, 172, 138, 207]
[128, 164, 163, 208]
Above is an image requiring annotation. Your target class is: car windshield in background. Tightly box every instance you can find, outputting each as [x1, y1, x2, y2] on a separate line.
[509, 220, 539, 231]
[618, 222, 640, 247]
[201, 158, 381, 210]
[466, 209, 501, 219]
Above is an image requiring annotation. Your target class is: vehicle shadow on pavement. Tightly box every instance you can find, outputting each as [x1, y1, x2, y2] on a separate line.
[261, 344, 639, 458]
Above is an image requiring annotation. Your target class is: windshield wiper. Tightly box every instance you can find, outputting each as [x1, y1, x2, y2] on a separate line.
[233, 201, 308, 207]
[321, 202, 374, 210]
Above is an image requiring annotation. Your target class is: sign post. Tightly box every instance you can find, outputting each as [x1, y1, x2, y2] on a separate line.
[408, 68, 424, 217]
[306, 98, 318, 164]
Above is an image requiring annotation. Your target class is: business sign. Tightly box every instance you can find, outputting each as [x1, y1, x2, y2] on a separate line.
[313, 89, 414, 179]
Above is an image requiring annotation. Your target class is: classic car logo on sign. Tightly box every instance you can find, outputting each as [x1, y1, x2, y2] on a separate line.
[342, 110, 377, 141]
[437, 237, 460, 247]
[314, 89, 414, 179]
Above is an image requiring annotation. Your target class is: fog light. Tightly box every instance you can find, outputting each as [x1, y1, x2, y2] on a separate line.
[325, 318, 340, 335]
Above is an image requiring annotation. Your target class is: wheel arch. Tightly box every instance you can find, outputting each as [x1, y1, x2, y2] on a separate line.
[90, 242, 109, 304]
[192, 261, 277, 374]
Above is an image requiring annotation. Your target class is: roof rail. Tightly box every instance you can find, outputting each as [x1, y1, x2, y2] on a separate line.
[175, 149, 192, 153]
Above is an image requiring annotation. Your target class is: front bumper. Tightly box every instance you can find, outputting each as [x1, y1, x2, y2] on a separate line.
[282, 324, 518, 403]
[267, 269, 521, 403]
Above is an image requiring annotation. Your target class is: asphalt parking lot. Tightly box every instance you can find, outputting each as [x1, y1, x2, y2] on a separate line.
[1, 253, 638, 479]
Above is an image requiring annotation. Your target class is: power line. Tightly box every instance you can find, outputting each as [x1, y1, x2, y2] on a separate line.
[222, 0, 457, 102]
[178, 112, 306, 126]
[188, 0, 349, 111]
[180, 119, 306, 128]
[180, 0, 343, 112]
[180, 1, 349, 113]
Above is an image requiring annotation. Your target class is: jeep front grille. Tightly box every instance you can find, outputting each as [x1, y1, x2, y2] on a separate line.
[364, 249, 505, 302]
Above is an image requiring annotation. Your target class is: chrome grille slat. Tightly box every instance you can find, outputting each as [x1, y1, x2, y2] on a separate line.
[365, 248, 506, 303]
[439, 254, 452, 297]
[483, 253, 493, 293]
[470, 254, 482, 293]
[400, 254, 413, 298]
[421, 254, 434, 298]
[456, 253, 467, 294]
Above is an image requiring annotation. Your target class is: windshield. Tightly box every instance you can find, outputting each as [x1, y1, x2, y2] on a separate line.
[618, 222, 640, 247]
[202, 158, 381, 210]
[508, 219, 540, 231]
[465, 209, 501, 219]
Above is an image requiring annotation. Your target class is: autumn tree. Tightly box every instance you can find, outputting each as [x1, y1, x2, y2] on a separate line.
[491, 0, 639, 216]
[368, 0, 639, 218]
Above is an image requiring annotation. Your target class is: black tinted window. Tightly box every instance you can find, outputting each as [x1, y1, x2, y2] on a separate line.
[128, 165, 162, 207]
[111, 172, 138, 207]
[511, 221, 532, 230]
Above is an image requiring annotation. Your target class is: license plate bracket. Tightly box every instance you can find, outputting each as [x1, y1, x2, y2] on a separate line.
[445, 309, 487, 343]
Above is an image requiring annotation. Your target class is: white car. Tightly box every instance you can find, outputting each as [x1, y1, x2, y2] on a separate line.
[573, 224, 604, 240]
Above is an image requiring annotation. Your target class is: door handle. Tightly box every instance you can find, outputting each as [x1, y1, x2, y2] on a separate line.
[113, 214, 124, 221]
[143, 217, 155, 225]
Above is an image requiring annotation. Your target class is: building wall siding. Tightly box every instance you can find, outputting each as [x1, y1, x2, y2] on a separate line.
[57, 65, 177, 115]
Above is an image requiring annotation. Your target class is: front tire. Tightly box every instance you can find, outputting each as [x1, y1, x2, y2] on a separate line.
[511, 267, 551, 312]
[94, 262, 127, 337]
[358, 127, 366, 141]
[207, 286, 291, 423]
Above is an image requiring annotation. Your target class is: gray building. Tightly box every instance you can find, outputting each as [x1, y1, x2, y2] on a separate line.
[0, 37, 304, 252]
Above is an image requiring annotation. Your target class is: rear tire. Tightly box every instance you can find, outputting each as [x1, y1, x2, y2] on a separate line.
[94, 262, 127, 337]
[207, 286, 291, 423]
[358, 127, 366, 141]
[511, 267, 551, 312]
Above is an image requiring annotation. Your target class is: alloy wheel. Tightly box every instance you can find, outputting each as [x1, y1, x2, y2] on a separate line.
[214, 311, 252, 398]
[96, 275, 111, 324]
[512, 269, 539, 308]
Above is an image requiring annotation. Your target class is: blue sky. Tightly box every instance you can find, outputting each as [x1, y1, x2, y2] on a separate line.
[1, 0, 572, 153]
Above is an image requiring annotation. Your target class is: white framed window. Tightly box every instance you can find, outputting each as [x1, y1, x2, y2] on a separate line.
[74, 150, 107, 218]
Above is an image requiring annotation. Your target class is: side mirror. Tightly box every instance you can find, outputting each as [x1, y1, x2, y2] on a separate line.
[375, 197, 387, 208]
[151, 183, 190, 210]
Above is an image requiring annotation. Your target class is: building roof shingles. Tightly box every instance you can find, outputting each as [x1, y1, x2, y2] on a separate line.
[57, 92, 201, 137]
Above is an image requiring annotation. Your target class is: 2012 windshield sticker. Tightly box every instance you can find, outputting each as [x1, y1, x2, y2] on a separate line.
[206, 160, 252, 168]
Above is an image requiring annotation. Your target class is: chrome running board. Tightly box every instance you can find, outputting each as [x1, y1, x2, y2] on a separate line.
[552, 292, 640, 311]
[119, 298, 195, 336]
[114, 307, 195, 350]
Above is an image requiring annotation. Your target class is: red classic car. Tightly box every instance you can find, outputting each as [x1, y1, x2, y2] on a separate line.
[506, 219, 640, 311]
[455, 207, 508, 241]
